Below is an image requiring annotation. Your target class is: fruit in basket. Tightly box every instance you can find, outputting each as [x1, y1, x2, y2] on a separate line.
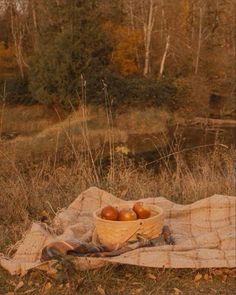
[101, 205, 119, 221]
[133, 202, 151, 219]
[118, 208, 137, 221]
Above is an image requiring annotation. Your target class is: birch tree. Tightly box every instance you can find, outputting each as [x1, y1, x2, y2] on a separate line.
[142, 0, 158, 76]
[124, 0, 159, 77]
[194, 7, 203, 74]
[159, 34, 170, 78]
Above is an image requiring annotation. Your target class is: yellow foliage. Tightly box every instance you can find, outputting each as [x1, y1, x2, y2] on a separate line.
[0, 42, 18, 79]
[104, 21, 142, 76]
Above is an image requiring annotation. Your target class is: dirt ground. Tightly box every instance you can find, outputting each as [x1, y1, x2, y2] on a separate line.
[0, 265, 235, 294]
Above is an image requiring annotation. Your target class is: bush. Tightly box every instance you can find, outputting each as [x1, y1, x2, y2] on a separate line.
[0, 78, 34, 104]
[28, 1, 177, 110]
[102, 74, 177, 109]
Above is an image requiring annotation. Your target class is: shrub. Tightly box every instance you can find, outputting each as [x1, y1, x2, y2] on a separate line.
[29, 0, 112, 109]
[103, 75, 177, 109]
[0, 78, 34, 104]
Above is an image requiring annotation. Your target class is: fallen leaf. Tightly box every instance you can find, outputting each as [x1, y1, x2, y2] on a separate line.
[203, 273, 209, 281]
[43, 282, 52, 291]
[222, 268, 231, 274]
[222, 274, 227, 282]
[147, 273, 157, 280]
[118, 286, 125, 292]
[212, 269, 223, 276]
[130, 288, 143, 294]
[97, 285, 106, 295]
[173, 287, 182, 294]
[14, 281, 24, 292]
[24, 288, 39, 294]
[125, 273, 132, 278]
[40, 210, 49, 218]
[47, 268, 58, 277]
[194, 273, 202, 282]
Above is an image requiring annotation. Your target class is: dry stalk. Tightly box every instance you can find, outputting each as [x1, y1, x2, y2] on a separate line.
[0, 80, 6, 140]
[102, 80, 115, 183]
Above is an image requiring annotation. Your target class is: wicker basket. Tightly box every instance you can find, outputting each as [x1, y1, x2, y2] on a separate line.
[93, 203, 164, 247]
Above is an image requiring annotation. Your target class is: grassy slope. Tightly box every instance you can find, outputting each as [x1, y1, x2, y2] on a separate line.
[0, 104, 235, 294]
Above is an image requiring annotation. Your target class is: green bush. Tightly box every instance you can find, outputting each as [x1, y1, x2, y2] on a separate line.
[29, 0, 112, 109]
[102, 74, 177, 109]
[0, 78, 34, 104]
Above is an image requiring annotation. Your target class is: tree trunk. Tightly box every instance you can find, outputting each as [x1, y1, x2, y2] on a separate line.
[30, 0, 38, 49]
[10, 3, 25, 78]
[195, 7, 202, 75]
[159, 35, 170, 78]
[128, 0, 141, 69]
[143, 0, 156, 77]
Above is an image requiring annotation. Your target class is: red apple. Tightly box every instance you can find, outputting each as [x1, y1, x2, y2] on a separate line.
[101, 205, 119, 221]
[118, 208, 137, 221]
[133, 202, 151, 219]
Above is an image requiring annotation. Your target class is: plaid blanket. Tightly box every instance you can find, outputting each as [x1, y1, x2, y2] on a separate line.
[0, 187, 235, 275]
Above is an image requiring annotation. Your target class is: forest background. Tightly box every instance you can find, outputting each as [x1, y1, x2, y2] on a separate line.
[0, 1, 236, 293]
[0, 0, 235, 115]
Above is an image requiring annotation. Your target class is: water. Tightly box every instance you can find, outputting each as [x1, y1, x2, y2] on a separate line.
[118, 125, 236, 166]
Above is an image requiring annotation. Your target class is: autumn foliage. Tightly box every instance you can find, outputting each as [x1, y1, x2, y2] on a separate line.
[0, 0, 235, 112]
[104, 21, 142, 76]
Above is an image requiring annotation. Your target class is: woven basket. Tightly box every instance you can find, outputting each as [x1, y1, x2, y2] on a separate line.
[93, 203, 164, 247]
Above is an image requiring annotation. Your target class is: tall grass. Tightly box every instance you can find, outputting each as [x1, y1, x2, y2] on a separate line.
[0, 87, 235, 252]
[0, 138, 235, 253]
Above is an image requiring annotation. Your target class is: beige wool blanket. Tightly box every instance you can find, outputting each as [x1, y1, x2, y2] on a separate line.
[0, 187, 235, 275]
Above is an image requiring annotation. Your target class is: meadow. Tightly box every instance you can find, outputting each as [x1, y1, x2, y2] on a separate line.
[0, 104, 235, 294]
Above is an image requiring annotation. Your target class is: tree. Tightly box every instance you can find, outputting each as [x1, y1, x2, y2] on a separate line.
[124, 0, 159, 77]
[29, 0, 112, 107]
[104, 21, 142, 76]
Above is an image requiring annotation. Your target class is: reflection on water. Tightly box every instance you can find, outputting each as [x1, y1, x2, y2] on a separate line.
[118, 126, 236, 165]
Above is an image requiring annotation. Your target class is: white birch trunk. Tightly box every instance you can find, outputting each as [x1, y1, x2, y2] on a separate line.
[10, 3, 24, 78]
[143, 0, 156, 76]
[159, 35, 170, 78]
[195, 7, 202, 75]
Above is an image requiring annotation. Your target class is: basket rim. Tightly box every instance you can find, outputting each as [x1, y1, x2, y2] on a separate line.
[93, 203, 163, 223]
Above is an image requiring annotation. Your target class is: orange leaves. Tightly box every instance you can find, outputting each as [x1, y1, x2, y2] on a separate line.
[97, 285, 106, 295]
[0, 42, 18, 79]
[103, 21, 142, 76]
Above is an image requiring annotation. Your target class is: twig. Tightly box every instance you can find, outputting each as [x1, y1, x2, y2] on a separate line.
[129, 143, 229, 175]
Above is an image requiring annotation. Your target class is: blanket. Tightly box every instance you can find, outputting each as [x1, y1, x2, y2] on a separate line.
[0, 187, 235, 275]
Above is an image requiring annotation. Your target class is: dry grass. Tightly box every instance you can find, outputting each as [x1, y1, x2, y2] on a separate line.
[115, 107, 173, 134]
[1, 264, 235, 295]
[0, 104, 62, 136]
[0, 104, 181, 162]
[0, 104, 235, 294]
[0, 146, 235, 294]
[0, 143, 235, 252]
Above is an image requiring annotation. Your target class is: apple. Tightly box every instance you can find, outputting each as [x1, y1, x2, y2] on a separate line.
[101, 205, 119, 221]
[118, 208, 137, 221]
[133, 202, 151, 219]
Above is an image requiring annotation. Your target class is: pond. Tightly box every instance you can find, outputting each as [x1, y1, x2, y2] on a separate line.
[116, 125, 236, 167]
